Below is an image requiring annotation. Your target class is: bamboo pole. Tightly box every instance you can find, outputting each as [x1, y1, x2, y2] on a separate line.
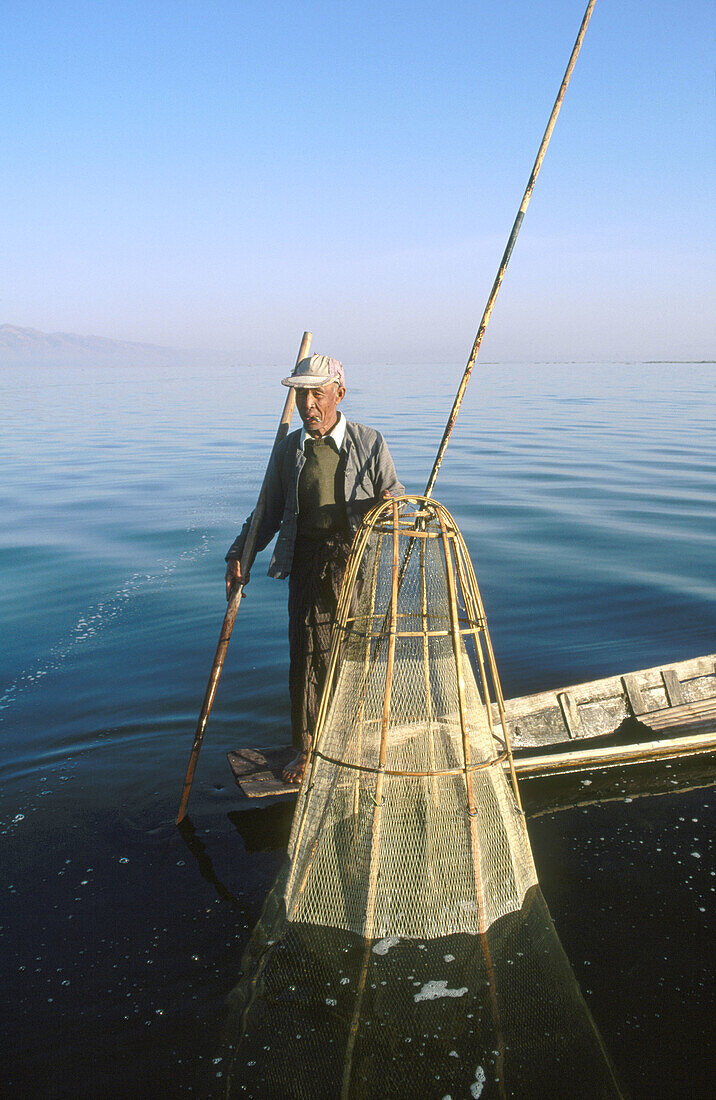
[420, 537, 439, 804]
[461, 544, 525, 811]
[437, 509, 489, 933]
[364, 499, 400, 928]
[424, 0, 597, 500]
[353, 530, 384, 825]
[284, 514, 378, 908]
[436, 508, 511, 1091]
[450, 537, 533, 899]
[437, 526, 508, 1091]
[288, 502, 400, 915]
[451, 535, 520, 802]
[176, 331, 312, 824]
[340, 500, 400, 1099]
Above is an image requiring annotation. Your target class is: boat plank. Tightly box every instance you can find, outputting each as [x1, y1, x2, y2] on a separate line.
[661, 668, 684, 706]
[557, 692, 581, 738]
[514, 730, 716, 776]
[637, 697, 716, 732]
[623, 673, 647, 716]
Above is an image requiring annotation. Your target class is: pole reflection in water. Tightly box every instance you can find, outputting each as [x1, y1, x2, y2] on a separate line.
[214, 873, 623, 1099]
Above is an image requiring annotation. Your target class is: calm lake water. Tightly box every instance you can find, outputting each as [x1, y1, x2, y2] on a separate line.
[1, 359, 714, 1097]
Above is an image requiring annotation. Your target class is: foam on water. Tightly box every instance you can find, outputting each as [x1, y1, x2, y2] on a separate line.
[373, 935, 401, 955]
[470, 1066, 487, 1097]
[414, 980, 469, 1003]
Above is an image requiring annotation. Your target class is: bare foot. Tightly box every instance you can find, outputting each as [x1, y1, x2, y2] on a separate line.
[283, 749, 310, 785]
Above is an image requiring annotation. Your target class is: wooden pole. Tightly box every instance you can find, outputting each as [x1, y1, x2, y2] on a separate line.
[460, 543, 525, 811]
[437, 509, 489, 933]
[176, 330, 312, 824]
[340, 500, 400, 1100]
[284, 514, 378, 912]
[419, 536, 439, 804]
[424, 0, 597, 500]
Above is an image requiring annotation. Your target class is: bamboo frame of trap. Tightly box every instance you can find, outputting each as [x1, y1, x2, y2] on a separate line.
[285, 494, 525, 937]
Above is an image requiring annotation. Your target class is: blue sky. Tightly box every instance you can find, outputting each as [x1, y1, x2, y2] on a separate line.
[2, 1, 714, 362]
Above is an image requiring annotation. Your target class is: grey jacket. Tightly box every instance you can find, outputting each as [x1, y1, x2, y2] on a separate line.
[226, 419, 404, 579]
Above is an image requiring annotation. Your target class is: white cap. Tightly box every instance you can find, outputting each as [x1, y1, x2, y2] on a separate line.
[282, 354, 345, 388]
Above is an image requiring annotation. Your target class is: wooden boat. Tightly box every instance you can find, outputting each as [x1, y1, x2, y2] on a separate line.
[229, 652, 716, 798]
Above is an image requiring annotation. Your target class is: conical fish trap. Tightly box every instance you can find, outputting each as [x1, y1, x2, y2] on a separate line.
[285, 496, 537, 938]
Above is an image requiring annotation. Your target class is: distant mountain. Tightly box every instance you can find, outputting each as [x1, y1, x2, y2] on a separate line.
[0, 324, 227, 368]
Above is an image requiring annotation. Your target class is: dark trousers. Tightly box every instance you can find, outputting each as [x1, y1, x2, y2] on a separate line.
[287, 531, 352, 751]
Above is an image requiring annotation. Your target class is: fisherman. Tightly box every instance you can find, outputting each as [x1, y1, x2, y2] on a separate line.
[225, 354, 404, 784]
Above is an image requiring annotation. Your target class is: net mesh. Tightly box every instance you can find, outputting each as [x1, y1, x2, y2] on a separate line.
[217, 879, 624, 1099]
[284, 496, 537, 938]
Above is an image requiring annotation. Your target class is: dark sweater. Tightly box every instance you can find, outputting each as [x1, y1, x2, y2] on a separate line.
[298, 436, 348, 537]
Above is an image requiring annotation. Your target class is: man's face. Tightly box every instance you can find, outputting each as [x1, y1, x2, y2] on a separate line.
[296, 382, 345, 436]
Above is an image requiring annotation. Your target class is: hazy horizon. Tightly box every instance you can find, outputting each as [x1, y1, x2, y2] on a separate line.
[1, 322, 714, 369]
[2, 1, 714, 364]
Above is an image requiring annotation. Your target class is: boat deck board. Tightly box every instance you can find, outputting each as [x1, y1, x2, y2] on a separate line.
[637, 696, 716, 731]
[227, 747, 299, 798]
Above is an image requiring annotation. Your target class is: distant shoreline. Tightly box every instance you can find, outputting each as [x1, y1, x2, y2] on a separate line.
[0, 326, 713, 369]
